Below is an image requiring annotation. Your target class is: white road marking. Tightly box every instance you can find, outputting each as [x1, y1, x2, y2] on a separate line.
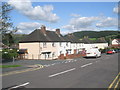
[65, 62, 68, 63]
[9, 82, 29, 89]
[49, 68, 76, 78]
[51, 63, 55, 65]
[96, 60, 100, 63]
[81, 63, 93, 68]
[46, 65, 50, 67]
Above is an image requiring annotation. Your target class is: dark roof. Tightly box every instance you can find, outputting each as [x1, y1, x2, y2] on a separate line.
[81, 38, 92, 44]
[47, 31, 67, 42]
[64, 34, 82, 43]
[20, 28, 108, 44]
[20, 29, 69, 43]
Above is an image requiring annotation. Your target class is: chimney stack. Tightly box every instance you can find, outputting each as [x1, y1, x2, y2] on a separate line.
[68, 33, 72, 36]
[56, 29, 60, 35]
[41, 25, 46, 35]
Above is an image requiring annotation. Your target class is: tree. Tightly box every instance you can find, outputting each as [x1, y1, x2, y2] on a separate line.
[0, 2, 17, 47]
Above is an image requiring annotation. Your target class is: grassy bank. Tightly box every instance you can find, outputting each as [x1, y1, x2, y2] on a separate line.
[0, 65, 22, 68]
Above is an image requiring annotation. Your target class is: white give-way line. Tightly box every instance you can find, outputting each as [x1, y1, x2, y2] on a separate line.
[81, 63, 93, 68]
[9, 82, 30, 89]
[49, 68, 76, 78]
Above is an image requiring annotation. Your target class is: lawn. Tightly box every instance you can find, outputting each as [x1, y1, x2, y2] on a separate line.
[0, 65, 22, 68]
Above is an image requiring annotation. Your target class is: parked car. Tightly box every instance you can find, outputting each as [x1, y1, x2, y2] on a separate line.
[112, 50, 116, 53]
[85, 48, 101, 58]
[114, 49, 120, 53]
[106, 49, 115, 54]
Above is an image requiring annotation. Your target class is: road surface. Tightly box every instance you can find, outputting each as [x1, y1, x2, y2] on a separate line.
[2, 53, 119, 89]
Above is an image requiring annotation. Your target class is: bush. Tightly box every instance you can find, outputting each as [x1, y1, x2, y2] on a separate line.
[2, 49, 18, 59]
[99, 48, 108, 53]
[101, 49, 107, 53]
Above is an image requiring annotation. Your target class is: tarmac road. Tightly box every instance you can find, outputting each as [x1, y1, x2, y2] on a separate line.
[2, 53, 119, 89]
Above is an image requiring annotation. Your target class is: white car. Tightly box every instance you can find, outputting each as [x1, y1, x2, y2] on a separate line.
[85, 48, 101, 58]
[111, 49, 116, 53]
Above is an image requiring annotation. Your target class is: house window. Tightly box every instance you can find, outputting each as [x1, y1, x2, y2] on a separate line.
[73, 44, 74, 47]
[66, 42, 68, 46]
[48, 54, 50, 58]
[60, 51, 62, 54]
[60, 42, 62, 47]
[52, 42, 55, 47]
[52, 52, 55, 57]
[43, 42, 47, 48]
[79, 44, 81, 47]
[66, 50, 68, 54]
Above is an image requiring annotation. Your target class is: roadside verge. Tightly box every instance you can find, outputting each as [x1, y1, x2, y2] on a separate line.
[0, 64, 44, 77]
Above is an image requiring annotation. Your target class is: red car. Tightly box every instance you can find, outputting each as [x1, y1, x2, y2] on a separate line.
[106, 50, 115, 54]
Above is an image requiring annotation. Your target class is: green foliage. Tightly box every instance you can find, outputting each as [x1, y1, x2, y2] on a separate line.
[73, 31, 120, 39]
[13, 34, 27, 43]
[89, 38, 97, 41]
[1, 2, 14, 34]
[1, 2, 17, 47]
[2, 33, 14, 46]
[99, 48, 107, 53]
[2, 49, 18, 59]
[0, 65, 21, 68]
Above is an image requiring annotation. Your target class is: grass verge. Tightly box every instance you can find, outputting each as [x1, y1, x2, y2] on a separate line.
[0, 65, 22, 68]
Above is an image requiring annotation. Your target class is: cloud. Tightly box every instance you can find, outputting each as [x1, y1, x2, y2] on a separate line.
[62, 14, 118, 33]
[62, 15, 100, 31]
[96, 17, 118, 28]
[8, 0, 59, 23]
[70, 16, 100, 29]
[17, 30, 23, 34]
[17, 22, 42, 34]
[113, 7, 120, 14]
[62, 30, 73, 35]
[71, 14, 81, 17]
[62, 25, 75, 30]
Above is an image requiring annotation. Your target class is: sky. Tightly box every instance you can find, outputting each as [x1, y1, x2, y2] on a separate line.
[6, 0, 119, 35]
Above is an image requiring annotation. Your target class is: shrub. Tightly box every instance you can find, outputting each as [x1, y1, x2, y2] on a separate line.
[2, 49, 18, 59]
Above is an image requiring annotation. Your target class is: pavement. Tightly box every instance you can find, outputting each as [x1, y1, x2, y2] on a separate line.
[1, 53, 119, 89]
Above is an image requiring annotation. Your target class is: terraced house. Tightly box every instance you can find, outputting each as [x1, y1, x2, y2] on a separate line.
[19, 25, 85, 60]
[81, 37, 108, 49]
[19, 25, 108, 60]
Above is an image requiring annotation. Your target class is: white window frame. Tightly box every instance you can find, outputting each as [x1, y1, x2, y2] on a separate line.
[43, 42, 47, 48]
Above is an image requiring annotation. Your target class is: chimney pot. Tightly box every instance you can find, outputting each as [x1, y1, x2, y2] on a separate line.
[56, 29, 60, 35]
[41, 25, 46, 34]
